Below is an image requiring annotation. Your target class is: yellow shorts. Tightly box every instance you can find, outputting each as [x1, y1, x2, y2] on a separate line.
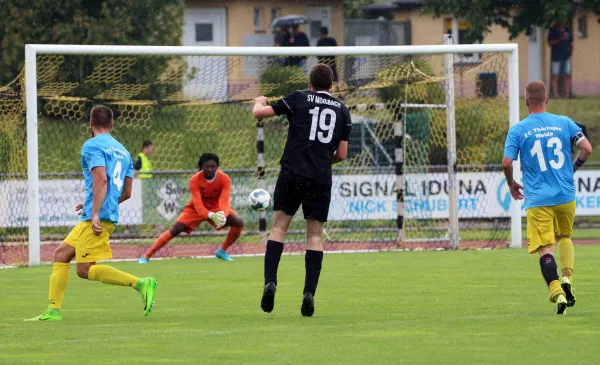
[526, 200, 575, 254]
[64, 221, 116, 263]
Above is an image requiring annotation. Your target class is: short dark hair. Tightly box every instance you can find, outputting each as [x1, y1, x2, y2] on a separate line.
[142, 139, 153, 149]
[198, 152, 219, 169]
[309, 64, 334, 91]
[320, 26, 329, 35]
[90, 105, 113, 128]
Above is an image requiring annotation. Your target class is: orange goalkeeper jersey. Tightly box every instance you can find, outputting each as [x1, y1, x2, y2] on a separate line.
[184, 170, 232, 220]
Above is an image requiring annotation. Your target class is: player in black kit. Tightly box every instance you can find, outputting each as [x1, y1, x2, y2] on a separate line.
[252, 64, 352, 317]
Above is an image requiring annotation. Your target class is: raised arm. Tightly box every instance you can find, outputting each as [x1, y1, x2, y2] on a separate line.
[254, 92, 298, 120]
[253, 96, 276, 119]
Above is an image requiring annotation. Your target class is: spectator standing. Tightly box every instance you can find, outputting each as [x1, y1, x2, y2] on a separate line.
[547, 21, 573, 98]
[134, 139, 153, 178]
[274, 27, 285, 47]
[316, 26, 339, 82]
[285, 24, 310, 71]
[276, 27, 291, 66]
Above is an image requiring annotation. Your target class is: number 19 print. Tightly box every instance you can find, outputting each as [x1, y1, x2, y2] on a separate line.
[308, 106, 336, 143]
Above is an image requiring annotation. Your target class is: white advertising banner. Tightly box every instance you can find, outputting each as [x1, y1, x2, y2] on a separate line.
[0, 179, 143, 228]
[570, 170, 600, 216]
[328, 171, 600, 221]
[3, 171, 600, 226]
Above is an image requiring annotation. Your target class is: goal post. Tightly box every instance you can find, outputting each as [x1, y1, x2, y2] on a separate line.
[508, 48, 523, 251]
[16, 43, 521, 267]
[443, 35, 459, 249]
[25, 45, 41, 266]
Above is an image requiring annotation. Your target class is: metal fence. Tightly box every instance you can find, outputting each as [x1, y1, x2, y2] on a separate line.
[344, 19, 412, 47]
[343, 19, 411, 83]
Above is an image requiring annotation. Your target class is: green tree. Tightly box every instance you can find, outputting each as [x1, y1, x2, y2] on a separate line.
[0, 0, 183, 84]
[343, 0, 377, 19]
[421, 0, 599, 42]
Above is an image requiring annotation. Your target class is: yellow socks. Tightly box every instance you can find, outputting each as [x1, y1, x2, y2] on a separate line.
[558, 237, 574, 280]
[88, 265, 139, 288]
[548, 280, 565, 303]
[46, 263, 140, 312]
[48, 262, 70, 309]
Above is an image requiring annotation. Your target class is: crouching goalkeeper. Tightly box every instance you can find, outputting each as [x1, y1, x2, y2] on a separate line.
[139, 153, 244, 263]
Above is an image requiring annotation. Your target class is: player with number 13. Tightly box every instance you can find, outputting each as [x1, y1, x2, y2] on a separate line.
[502, 81, 592, 315]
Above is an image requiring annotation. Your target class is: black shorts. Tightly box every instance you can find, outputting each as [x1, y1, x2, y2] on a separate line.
[273, 168, 332, 222]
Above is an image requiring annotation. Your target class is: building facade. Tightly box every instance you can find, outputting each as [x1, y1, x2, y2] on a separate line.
[365, 1, 600, 96]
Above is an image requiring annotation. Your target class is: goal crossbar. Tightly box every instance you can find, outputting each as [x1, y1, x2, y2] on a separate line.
[23, 43, 522, 266]
[25, 43, 518, 56]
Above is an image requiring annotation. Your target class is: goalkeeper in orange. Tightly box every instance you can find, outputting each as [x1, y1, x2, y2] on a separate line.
[139, 153, 243, 263]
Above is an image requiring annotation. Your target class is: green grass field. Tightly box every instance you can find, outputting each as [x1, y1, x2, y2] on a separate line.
[2, 246, 600, 364]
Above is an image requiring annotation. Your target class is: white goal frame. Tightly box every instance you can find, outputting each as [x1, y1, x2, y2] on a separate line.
[24, 43, 521, 266]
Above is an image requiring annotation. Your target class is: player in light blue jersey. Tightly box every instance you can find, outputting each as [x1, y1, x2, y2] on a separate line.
[26, 106, 157, 322]
[502, 81, 592, 315]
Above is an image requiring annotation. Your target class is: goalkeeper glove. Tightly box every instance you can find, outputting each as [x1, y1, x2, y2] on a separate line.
[208, 211, 226, 229]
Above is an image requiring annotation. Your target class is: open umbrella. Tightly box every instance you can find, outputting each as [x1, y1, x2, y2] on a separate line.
[270, 15, 309, 30]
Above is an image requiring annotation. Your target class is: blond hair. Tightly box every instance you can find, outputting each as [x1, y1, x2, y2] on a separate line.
[525, 81, 547, 106]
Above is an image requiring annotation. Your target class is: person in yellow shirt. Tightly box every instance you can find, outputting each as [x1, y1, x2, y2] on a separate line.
[134, 139, 153, 178]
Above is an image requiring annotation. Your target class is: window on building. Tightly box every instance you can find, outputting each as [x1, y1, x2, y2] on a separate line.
[444, 18, 480, 63]
[270, 8, 280, 23]
[254, 7, 264, 32]
[578, 15, 588, 39]
[195, 24, 213, 42]
[310, 20, 322, 38]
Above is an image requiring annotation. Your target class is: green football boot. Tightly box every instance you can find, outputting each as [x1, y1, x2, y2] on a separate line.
[138, 277, 157, 316]
[24, 308, 62, 322]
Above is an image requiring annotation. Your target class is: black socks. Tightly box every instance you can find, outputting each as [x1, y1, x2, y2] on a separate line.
[303, 250, 324, 296]
[265, 242, 324, 296]
[540, 253, 559, 286]
[264, 240, 284, 285]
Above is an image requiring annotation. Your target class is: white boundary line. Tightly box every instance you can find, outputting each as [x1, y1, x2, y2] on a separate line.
[0, 247, 493, 269]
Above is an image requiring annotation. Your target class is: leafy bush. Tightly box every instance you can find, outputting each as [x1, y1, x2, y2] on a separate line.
[426, 102, 508, 165]
[259, 63, 308, 98]
[376, 58, 444, 107]
[373, 58, 507, 166]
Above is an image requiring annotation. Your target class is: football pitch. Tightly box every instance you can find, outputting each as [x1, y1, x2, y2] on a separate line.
[2, 246, 600, 364]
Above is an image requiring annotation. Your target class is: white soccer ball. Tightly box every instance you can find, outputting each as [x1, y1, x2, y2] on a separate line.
[249, 189, 271, 212]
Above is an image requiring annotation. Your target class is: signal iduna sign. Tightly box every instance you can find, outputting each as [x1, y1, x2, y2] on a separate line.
[328, 171, 600, 221]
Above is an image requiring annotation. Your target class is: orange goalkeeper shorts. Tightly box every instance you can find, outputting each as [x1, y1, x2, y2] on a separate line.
[176, 207, 237, 234]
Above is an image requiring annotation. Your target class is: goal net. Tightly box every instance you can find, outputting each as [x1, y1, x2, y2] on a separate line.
[0, 42, 520, 267]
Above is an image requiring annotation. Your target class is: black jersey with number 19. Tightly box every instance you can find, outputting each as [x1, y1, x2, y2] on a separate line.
[270, 90, 352, 182]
